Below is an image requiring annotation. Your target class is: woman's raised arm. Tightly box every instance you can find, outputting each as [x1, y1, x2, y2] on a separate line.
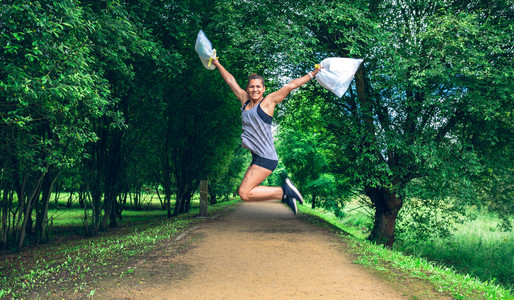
[211, 59, 248, 105]
[261, 67, 321, 114]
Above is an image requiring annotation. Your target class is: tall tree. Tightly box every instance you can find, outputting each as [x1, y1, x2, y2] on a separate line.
[213, 0, 513, 246]
[0, 0, 109, 248]
[164, 68, 240, 216]
[79, 0, 168, 229]
[347, 0, 512, 246]
[152, 0, 242, 217]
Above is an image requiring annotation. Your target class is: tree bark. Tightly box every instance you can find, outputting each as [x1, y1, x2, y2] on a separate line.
[35, 169, 57, 245]
[66, 190, 74, 208]
[88, 179, 102, 235]
[199, 180, 208, 217]
[0, 189, 10, 248]
[163, 119, 174, 218]
[102, 131, 123, 229]
[365, 187, 403, 247]
[173, 184, 187, 216]
[17, 172, 45, 250]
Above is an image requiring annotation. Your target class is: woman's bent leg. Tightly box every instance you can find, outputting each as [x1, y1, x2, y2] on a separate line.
[238, 164, 283, 202]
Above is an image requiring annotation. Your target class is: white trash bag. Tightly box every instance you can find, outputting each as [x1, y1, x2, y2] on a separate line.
[195, 30, 217, 70]
[315, 57, 363, 98]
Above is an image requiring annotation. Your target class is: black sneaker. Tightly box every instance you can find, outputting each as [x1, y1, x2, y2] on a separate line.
[283, 194, 297, 214]
[285, 178, 304, 205]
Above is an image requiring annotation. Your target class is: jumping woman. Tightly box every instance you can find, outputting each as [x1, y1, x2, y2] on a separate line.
[211, 58, 321, 214]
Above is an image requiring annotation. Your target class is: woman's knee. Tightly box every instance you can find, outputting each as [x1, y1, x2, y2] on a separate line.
[238, 187, 250, 202]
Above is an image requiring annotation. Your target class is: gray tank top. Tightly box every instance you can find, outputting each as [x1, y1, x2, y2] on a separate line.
[241, 100, 278, 160]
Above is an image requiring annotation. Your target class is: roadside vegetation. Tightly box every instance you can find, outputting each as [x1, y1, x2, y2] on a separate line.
[1, 195, 511, 299]
[299, 203, 513, 299]
[0, 197, 239, 299]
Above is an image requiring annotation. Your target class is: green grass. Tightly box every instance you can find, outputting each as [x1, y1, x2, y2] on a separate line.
[397, 209, 514, 290]
[298, 204, 369, 239]
[27, 193, 196, 240]
[48, 208, 169, 227]
[310, 200, 513, 290]
[298, 204, 513, 299]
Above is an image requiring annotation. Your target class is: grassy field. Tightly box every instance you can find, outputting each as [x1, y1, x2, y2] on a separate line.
[402, 209, 514, 289]
[36, 193, 193, 239]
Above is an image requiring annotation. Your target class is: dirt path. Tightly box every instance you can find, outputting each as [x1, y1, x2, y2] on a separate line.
[91, 201, 433, 299]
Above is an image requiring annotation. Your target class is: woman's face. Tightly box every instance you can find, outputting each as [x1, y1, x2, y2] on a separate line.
[246, 79, 265, 101]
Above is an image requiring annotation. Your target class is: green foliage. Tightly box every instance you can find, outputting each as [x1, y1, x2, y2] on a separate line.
[0, 0, 114, 248]
[212, 0, 320, 75]
[396, 207, 514, 289]
[163, 60, 241, 215]
[395, 197, 467, 242]
[272, 0, 512, 245]
[0, 0, 244, 248]
[277, 129, 328, 189]
[210, 147, 250, 200]
[0, 0, 109, 171]
[276, 85, 355, 213]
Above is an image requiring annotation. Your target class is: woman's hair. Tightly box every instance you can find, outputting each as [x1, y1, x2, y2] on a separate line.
[246, 73, 265, 89]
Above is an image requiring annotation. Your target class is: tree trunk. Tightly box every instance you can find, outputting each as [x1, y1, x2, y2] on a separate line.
[78, 182, 86, 209]
[35, 169, 57, 245]
[166, 192, 172, 218]
[66, 190, 74, 208]
[174, 183, 195, 216]
[102, 131, 123, 229]
[53, 181, 61, 205]
[209, 193, 217, 205]
[163, 170, 173, 218]
[365, 187, 403, 247]
[311, 193, 317, 209]
[0, 189, 10, 248]
[17, 173, 45, 250]
[208, 182, 217, 205]
[173, 184, 187, 216]
[155, 186, 165, 210]
[89, 182, 102, 235]
[116, 194, 123, 221]
[163, 120, 174, 218]
[199, 180, 208, 217]
[184, 191, 193, 213]
[102, 192, 117, 229]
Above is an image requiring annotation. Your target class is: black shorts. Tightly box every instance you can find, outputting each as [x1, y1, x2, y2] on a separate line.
[250, 152, 278, 172]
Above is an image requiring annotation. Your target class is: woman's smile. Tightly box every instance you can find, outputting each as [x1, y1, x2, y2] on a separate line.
[247, 79, 265, 100]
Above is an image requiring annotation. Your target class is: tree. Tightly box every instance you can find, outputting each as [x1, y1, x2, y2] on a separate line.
[277, 128, 340, 210]
[163, 68, 241, 216]
[353, 0, 512, 246]
[304, 0, 513, 246]
[0, 0, 109, 248]
[78, 0, 172, 229]
[213, 0, 513, 247]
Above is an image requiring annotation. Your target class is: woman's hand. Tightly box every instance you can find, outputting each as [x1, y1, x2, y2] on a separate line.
[311, 65, 322, 77]
[211, 57, 220, 67]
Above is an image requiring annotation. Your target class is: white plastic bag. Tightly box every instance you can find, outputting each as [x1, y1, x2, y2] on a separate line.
[315, 57, 363, 98]
[195, 30, 217, 70]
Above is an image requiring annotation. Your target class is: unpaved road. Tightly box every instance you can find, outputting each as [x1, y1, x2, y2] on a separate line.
[91, 200, 446, 299]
